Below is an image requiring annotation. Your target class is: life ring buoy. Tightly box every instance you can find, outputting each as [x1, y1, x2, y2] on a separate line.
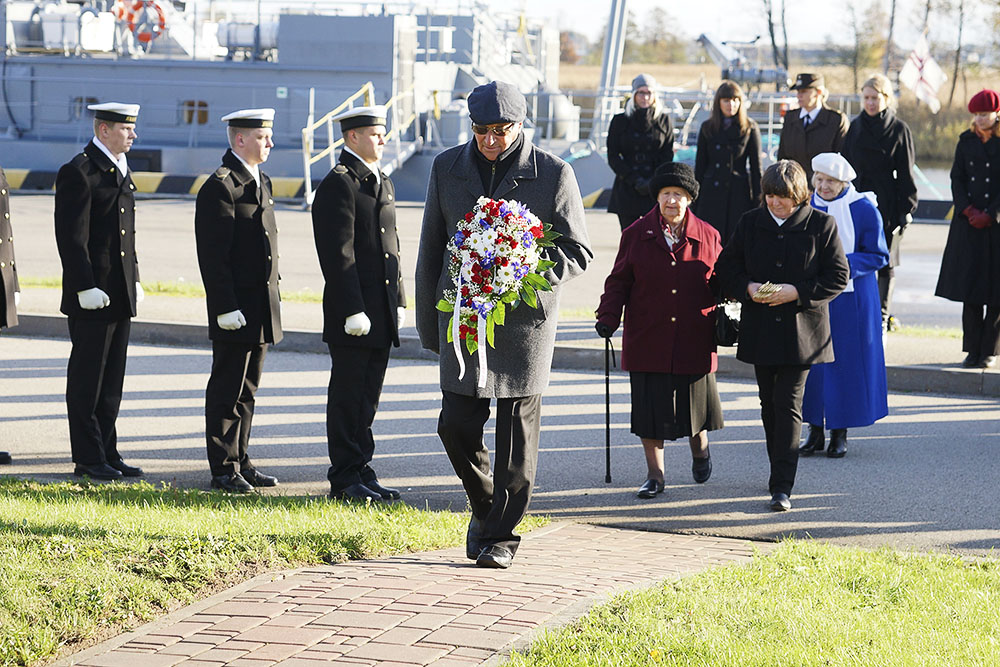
[124, 0, 166, 44]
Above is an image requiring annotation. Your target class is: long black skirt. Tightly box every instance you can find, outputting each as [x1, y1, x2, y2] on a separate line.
[629, 371, 724, 441]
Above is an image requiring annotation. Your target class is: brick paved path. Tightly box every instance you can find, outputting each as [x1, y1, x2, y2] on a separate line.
[60, 523, 767, 667]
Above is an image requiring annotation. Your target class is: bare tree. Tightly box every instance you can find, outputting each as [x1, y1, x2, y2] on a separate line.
[847, 0, 887, 90]
[762, 0, 788, 70]
[779, 0, 789, 70]
[883, 0, 897, 73]
[947, 0, 965, 107]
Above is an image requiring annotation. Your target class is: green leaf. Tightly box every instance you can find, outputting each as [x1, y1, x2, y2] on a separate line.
[524, 273, 552, 292]
[493, 301, 506, 326]
[465, 333, 478, 355]
[436, 298, 454, 313]
[502, 290, 519, 304]
[486, 316, 496, 347]
[536, 259, 556, 271]
[446, 315, 454, 343]
[520, 285, 537, 308]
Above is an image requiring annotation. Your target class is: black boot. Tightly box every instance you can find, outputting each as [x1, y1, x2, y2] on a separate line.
[827, 428, 847, 458]
[798, 424, 825, 455]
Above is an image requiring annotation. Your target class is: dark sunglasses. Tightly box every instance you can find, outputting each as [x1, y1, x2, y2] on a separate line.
[471, 122, 516, 136]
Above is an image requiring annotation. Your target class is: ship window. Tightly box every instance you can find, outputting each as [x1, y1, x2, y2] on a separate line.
[71, 97, 99, 120]
[181, 100, 209, 125]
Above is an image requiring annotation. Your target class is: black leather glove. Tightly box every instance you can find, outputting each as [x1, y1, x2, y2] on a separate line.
[633, 177, 650, 195]
[595, 322, 616, 338]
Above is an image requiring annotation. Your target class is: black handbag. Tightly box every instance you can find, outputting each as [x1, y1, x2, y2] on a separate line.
[714, 300, 740, 347]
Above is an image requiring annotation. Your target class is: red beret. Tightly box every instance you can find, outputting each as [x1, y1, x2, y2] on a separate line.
[968, 90, 1000, 113]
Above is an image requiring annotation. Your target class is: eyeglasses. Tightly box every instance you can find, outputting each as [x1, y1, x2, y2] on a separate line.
[471, 123, 516, 136]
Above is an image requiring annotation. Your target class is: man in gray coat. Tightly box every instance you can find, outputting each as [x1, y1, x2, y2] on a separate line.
[415, 81, 593, 569]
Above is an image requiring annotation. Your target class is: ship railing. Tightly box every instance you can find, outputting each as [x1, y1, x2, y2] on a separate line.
[300, 81, 419, 207]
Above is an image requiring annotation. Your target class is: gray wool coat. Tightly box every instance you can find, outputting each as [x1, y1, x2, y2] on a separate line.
[415, 137, 593, 398]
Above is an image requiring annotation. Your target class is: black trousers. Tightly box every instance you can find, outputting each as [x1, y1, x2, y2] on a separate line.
[205, 341, 267, 476]
[961, 303, 1000, 359]
[326, 344, 391, 491]
[66, 317, 131, 465]
[438, 391, 542, 556]
[754, 364, 810, 496]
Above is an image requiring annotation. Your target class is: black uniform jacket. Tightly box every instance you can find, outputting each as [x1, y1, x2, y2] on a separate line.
[776, 106, 850, 181]
[311, 151, 405, 348]
[195, 149, 282, 345]
[54, 140, 139, 321]
[841, 110, 918, 239]
[935, 130, 1000, 305]
[606, 110, 674, 224]
[693, 119, 762, 244]
[716, 205, 849, 366]
[0, 168, 18, 328]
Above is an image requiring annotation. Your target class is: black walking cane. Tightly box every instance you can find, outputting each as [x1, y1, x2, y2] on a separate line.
[604, 336, 617, 483]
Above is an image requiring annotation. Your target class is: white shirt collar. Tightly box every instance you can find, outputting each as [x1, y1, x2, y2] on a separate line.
[769, 209, 788, 226]
[344, 146, 381, 184]
[232, 151, 260, 187]
[92, 136, 128, 174]
[799, 106, 821, 122]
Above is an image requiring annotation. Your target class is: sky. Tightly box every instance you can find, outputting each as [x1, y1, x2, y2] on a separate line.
[524, 0, 994, 50]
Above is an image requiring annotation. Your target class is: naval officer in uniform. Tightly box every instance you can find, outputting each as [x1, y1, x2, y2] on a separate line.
[1, 165, 20, 466]
[54, 102, 144, 480]
[311, 106, 405, 502]
[195, 108, 282, 493]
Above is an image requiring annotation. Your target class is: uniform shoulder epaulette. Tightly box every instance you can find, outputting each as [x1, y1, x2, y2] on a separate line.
[214, 166, 231, 179]
[333, 165, 349, 174]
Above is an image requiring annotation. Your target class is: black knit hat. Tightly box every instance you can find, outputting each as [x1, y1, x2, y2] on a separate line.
[648, 162, 699, 201]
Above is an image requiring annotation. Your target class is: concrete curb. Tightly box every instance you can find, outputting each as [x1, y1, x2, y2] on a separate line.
[14, 313, 992, 397]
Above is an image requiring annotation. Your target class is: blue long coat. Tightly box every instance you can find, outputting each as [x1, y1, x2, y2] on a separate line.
[802, 187, 889, 429]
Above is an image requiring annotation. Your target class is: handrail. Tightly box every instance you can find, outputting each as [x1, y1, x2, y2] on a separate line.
[304, 81, 374, 134]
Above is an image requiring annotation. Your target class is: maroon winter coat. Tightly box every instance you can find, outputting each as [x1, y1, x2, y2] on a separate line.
[596, 207, 722, 374]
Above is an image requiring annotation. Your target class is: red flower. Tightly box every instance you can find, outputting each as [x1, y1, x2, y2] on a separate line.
[462, 229, 472, 237]
[465, 212, 474, 222]
[530, 225, 543, 238]
[510, 240, 518, 249]
[471, 274, 482, 284]
[459, 324, 469, 335]
[482, 285, 493, 293]
[470, 315, 478, 323]
[461, 286, 470, 296]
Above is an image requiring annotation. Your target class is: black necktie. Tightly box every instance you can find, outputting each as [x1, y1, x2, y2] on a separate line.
[803, 115, 811, 129]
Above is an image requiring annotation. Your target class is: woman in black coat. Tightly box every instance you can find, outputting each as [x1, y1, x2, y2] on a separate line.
[840, 73, 918, 332]
[935, 89, 1000, 368]
[693, 80, 762, 244]
[606, 73, 674, 230]
[716, 160, 849, 512]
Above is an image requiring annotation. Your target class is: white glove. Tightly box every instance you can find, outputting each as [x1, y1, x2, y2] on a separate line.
[135, 282, 145, 303]
[217, 309, 246, 330]
[397, 306, 406, 330]
[13, 292, 19, 307]
[345, 311, 371, 336]
[77, 287, 110, 310]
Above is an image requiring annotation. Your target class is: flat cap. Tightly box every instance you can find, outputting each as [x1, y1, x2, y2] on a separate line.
[467, 81, 526, 125]
[88, 102, 140, 123]
[221, 108, 275, 128]
[333, 105, 387, 131]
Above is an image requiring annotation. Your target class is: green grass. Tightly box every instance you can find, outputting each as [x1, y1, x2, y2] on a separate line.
[895, 324, 962, 339]
[506, 540, 1000, 666]
[0, 478, 545, 666]
[17, 277, 325, 303]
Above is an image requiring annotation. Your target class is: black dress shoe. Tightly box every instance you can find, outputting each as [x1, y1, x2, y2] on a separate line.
[74, 463, 123, 480]
[108, 459, 143, 477]
[476, 544, 514, 569]
[692, 455, 712, 484]
[979, 355, 998, 369]
[211, 473, 254, 493]
[466, 516, 486, 560]
[798, 424, 825, 455]
[0, 451, 11, 465]
[637, 478, 664, 499]
[827, 428, 847, 458]
[962, 353, 979, 368]
[242, 468, 278, 487]
[364, 478, 400, 500]
[769, 492, 791, 511]
[329, 482, 382, 502]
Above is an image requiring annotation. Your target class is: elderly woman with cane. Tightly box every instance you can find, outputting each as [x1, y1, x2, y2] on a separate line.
[799, 153, 889, 458]
[595, 162, 723, 499]
[716, 160, 848, 511]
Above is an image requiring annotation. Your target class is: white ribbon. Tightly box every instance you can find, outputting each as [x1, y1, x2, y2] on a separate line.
[476, 315, 488, 388]
[453, 253, 467, 382]
[812, 185, 878, 293]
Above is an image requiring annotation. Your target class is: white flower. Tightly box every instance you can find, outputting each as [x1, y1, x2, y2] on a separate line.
[496, 264, 516, 283]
